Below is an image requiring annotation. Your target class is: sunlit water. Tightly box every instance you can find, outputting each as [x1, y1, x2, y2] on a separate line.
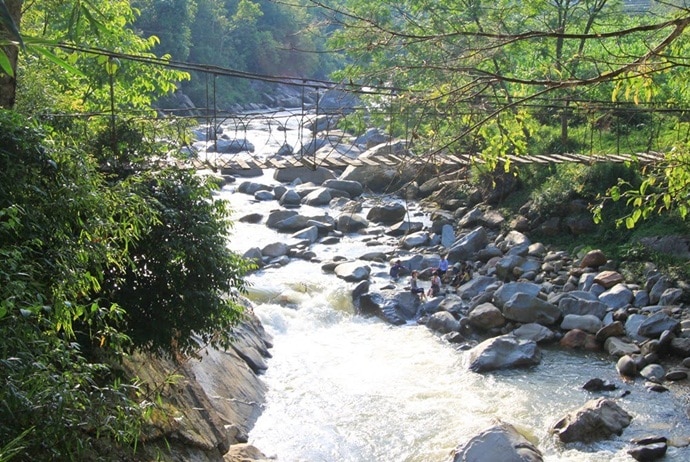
[212, 118, 690, 461]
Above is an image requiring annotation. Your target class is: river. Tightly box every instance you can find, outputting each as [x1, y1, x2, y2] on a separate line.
[209, 111, 690, 461]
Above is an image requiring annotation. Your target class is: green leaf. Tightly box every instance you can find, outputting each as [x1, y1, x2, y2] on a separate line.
[27, 45, 87, 78]
[0, 50, 13, 77]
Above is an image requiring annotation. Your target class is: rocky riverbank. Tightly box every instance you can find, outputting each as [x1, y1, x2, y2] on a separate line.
[218, 138, 690, 461]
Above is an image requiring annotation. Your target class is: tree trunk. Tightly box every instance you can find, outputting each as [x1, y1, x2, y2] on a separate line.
[0, 0, 23, 109]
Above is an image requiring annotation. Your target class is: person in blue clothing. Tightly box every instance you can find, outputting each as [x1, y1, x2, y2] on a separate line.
[438, 254, 449, 279]
[389, 259, 403, 280]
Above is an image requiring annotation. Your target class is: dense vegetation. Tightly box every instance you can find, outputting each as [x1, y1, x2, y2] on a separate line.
[2, 0, 690, 459]
[327, 0, 690, 229]
[133, 0, 338, 107]
[1, 0, 255, 459]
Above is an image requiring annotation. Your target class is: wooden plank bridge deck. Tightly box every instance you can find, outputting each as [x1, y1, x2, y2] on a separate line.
[196, 149, 666, 172]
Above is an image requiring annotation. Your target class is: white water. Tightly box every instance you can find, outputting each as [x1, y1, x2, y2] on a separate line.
[211, 115, 690, 461]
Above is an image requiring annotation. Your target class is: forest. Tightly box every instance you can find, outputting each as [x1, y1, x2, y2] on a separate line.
[2, 0, 690, 459]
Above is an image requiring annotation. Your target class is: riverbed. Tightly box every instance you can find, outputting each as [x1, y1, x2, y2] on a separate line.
[215, 169, 690, 462]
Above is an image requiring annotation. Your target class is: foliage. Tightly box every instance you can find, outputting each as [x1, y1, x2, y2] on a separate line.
[13, 0, 190, 116]
[0, 110, 143, 459]
[101, 166, 254, 356]
[596, 145, 690, 228]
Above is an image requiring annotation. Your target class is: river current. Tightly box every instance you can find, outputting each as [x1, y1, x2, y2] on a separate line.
[210, 111, 690, 461]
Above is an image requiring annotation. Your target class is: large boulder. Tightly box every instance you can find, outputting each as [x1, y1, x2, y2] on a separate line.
[273, 166, 335, 185]
[550, 398, 632, 443]
[502, 293, 562, 326]
[322, 179, 364, 197]
[493, 282, 542, 309]
[366, 202, 407, 224]
[334, 261, 371, 282]
[338, 141, 419, 192]
[468, 335, 542, 372]
[447, 226, 489, 261]
[451, 421, 543, 462]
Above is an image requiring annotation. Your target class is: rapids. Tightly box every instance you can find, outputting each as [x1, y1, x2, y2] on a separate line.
[208, 111, 690, 461]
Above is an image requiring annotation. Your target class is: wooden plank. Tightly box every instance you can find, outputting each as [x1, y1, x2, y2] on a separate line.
[357, 156, 379, 166]
[445, 154, 468, 165]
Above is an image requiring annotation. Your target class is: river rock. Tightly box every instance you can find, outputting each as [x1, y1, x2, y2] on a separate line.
[239, 213, 263, 224]
[336, 213, 369, 233]
[649, 276, 672, 305]
[628, 442, 667, 462]
[401, 231, 429, 249]
[493, 282, 542, 308]
[605, 337, 641, 357]
[599, 283, 634, 309]
[594, 270, 624, 289]
[512, 323, 556, 343]
[637, 312, 680, 339]
[261, 242, 289, 258]
[254, 190, 274, 201]
[302, 187, 332, 206]
[550, 398, 632, 443]
[238, 181, 271, 195]
[559, 329, 597, 350]
[386, 219, 424, 236]
[367, 202, 407, 225]
[580, 249, 607, 268]
[495, 254, 525, 281]
[561, 314, 603, 334]
[275, 189, 300, 207]
[595, 321, 625, 342]
[640, 364, 665, 383]
[447, 226, 489, 262]
[334, 261, 371, 282]
[468, 302, 506, 331]
[322, 179, 363, 197]
[659, 287, 683, 305]
[451, 421, 543, 462]
[503, 293, 561, 325]
[426, 311, 461, 334]
[290, 226, 319, 244]
[225, 443, 273, 462]
[274, 166, 335, 185]
[357, 292, 415, 325]
[441, 224, 455, 249]
[558, 297, 608, 319]
[338, 141, 417, 192]
[459, 276, 500, 301]
[468, 335, 541, 372]
[616, 354, 638, 377]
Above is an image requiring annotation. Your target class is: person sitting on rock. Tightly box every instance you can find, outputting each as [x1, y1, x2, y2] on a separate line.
[427, 270, 442, 297]
[409, 271, 426, 301]
[389, 259, 403, 280]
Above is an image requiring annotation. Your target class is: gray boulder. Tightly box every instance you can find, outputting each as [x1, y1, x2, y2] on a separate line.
[512, 323, 556, 343]
[558, 297, 608, 319]
[493, 282, 542, 309]
[550, 398, 632, 443]
[302, 187, 332, 206]
[468, 335, 541, 372]
[426, 311, 462, 334]
[637, 312, 680, 339]
[599, 283, 634, 309]
[273, 166, 335, 185]
[502, 294, 562, 325]
[336, 213, 369, 233]
[448, 226, 489, 261]
[560, 314, 603, 334]
[366, 202, 407, 224]
[322, 179, 364, 197]
[334, 261, 371, 282]
[451, 421, 543, 462]
[468, 302, 506, 331]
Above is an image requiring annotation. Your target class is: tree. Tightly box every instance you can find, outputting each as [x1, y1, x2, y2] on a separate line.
[321, 0, 690, 221]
